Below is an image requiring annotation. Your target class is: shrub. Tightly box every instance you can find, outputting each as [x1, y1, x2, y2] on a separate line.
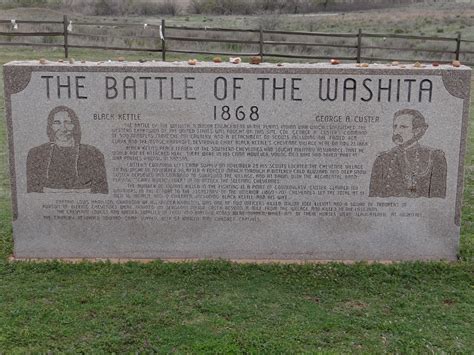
[156, 0, 180, 16]
[93, 0, 131, 16]
[186, 0, 331, 15]
[188, 0, 203, 14]
[10, 0, 48, 6]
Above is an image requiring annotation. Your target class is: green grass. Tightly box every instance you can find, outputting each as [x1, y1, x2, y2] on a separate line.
[2, 3, 474, 65]
[0, 261, 473, 352]
[0, 48, 473, 352]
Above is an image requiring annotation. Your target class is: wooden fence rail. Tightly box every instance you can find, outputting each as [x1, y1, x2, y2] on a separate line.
[0, 17, 472, 66]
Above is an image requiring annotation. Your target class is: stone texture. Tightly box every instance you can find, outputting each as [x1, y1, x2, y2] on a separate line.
[3, 61, 471, 261]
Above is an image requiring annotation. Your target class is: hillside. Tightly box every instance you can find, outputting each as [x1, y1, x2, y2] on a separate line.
[0, 0, 466, 16]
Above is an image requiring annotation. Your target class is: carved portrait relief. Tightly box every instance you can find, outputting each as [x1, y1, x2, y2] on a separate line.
[369, 109, 447, 198]
[26, 106, 108, 194]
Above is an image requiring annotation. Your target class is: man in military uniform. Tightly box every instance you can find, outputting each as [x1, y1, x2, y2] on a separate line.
[369, 109, 446, 198]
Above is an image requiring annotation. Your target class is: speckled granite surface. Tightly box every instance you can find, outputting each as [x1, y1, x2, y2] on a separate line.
[3, 61, 471, 261]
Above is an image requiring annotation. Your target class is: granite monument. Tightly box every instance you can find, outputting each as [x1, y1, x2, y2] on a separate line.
[3, 61, 471, 261]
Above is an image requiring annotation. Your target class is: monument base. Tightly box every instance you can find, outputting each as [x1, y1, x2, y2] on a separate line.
[8, 255, 453, 265]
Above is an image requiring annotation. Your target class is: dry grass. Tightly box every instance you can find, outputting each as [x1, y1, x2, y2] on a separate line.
[0, 3, 473, 64]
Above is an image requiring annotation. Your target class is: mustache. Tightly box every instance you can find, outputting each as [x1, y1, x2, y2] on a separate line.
[55, 128, 73, 134]
[392, 134, 403, 144]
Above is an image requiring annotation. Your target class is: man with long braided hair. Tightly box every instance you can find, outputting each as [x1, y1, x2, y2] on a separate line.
[27, 106, 108, 194]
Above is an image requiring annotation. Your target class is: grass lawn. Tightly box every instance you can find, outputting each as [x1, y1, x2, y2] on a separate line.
[0, 47, 473, 352]
[2, 4, 474, 65]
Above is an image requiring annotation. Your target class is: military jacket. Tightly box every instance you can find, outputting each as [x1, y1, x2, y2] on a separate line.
[369, 144, 446, 198]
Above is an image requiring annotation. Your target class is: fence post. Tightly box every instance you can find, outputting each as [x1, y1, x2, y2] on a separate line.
[455, 32, 461, 61]
[357, 29, 362, 64]
[259, 25, 264, 60]
[161, 19, 166, 61]
[63, 15, 69, 59]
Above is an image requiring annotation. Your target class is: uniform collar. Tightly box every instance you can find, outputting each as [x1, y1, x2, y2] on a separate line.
[397, 141, 420, 152]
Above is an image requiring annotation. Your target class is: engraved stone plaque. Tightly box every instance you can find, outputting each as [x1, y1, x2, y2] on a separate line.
[3, 61, 471, 261]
